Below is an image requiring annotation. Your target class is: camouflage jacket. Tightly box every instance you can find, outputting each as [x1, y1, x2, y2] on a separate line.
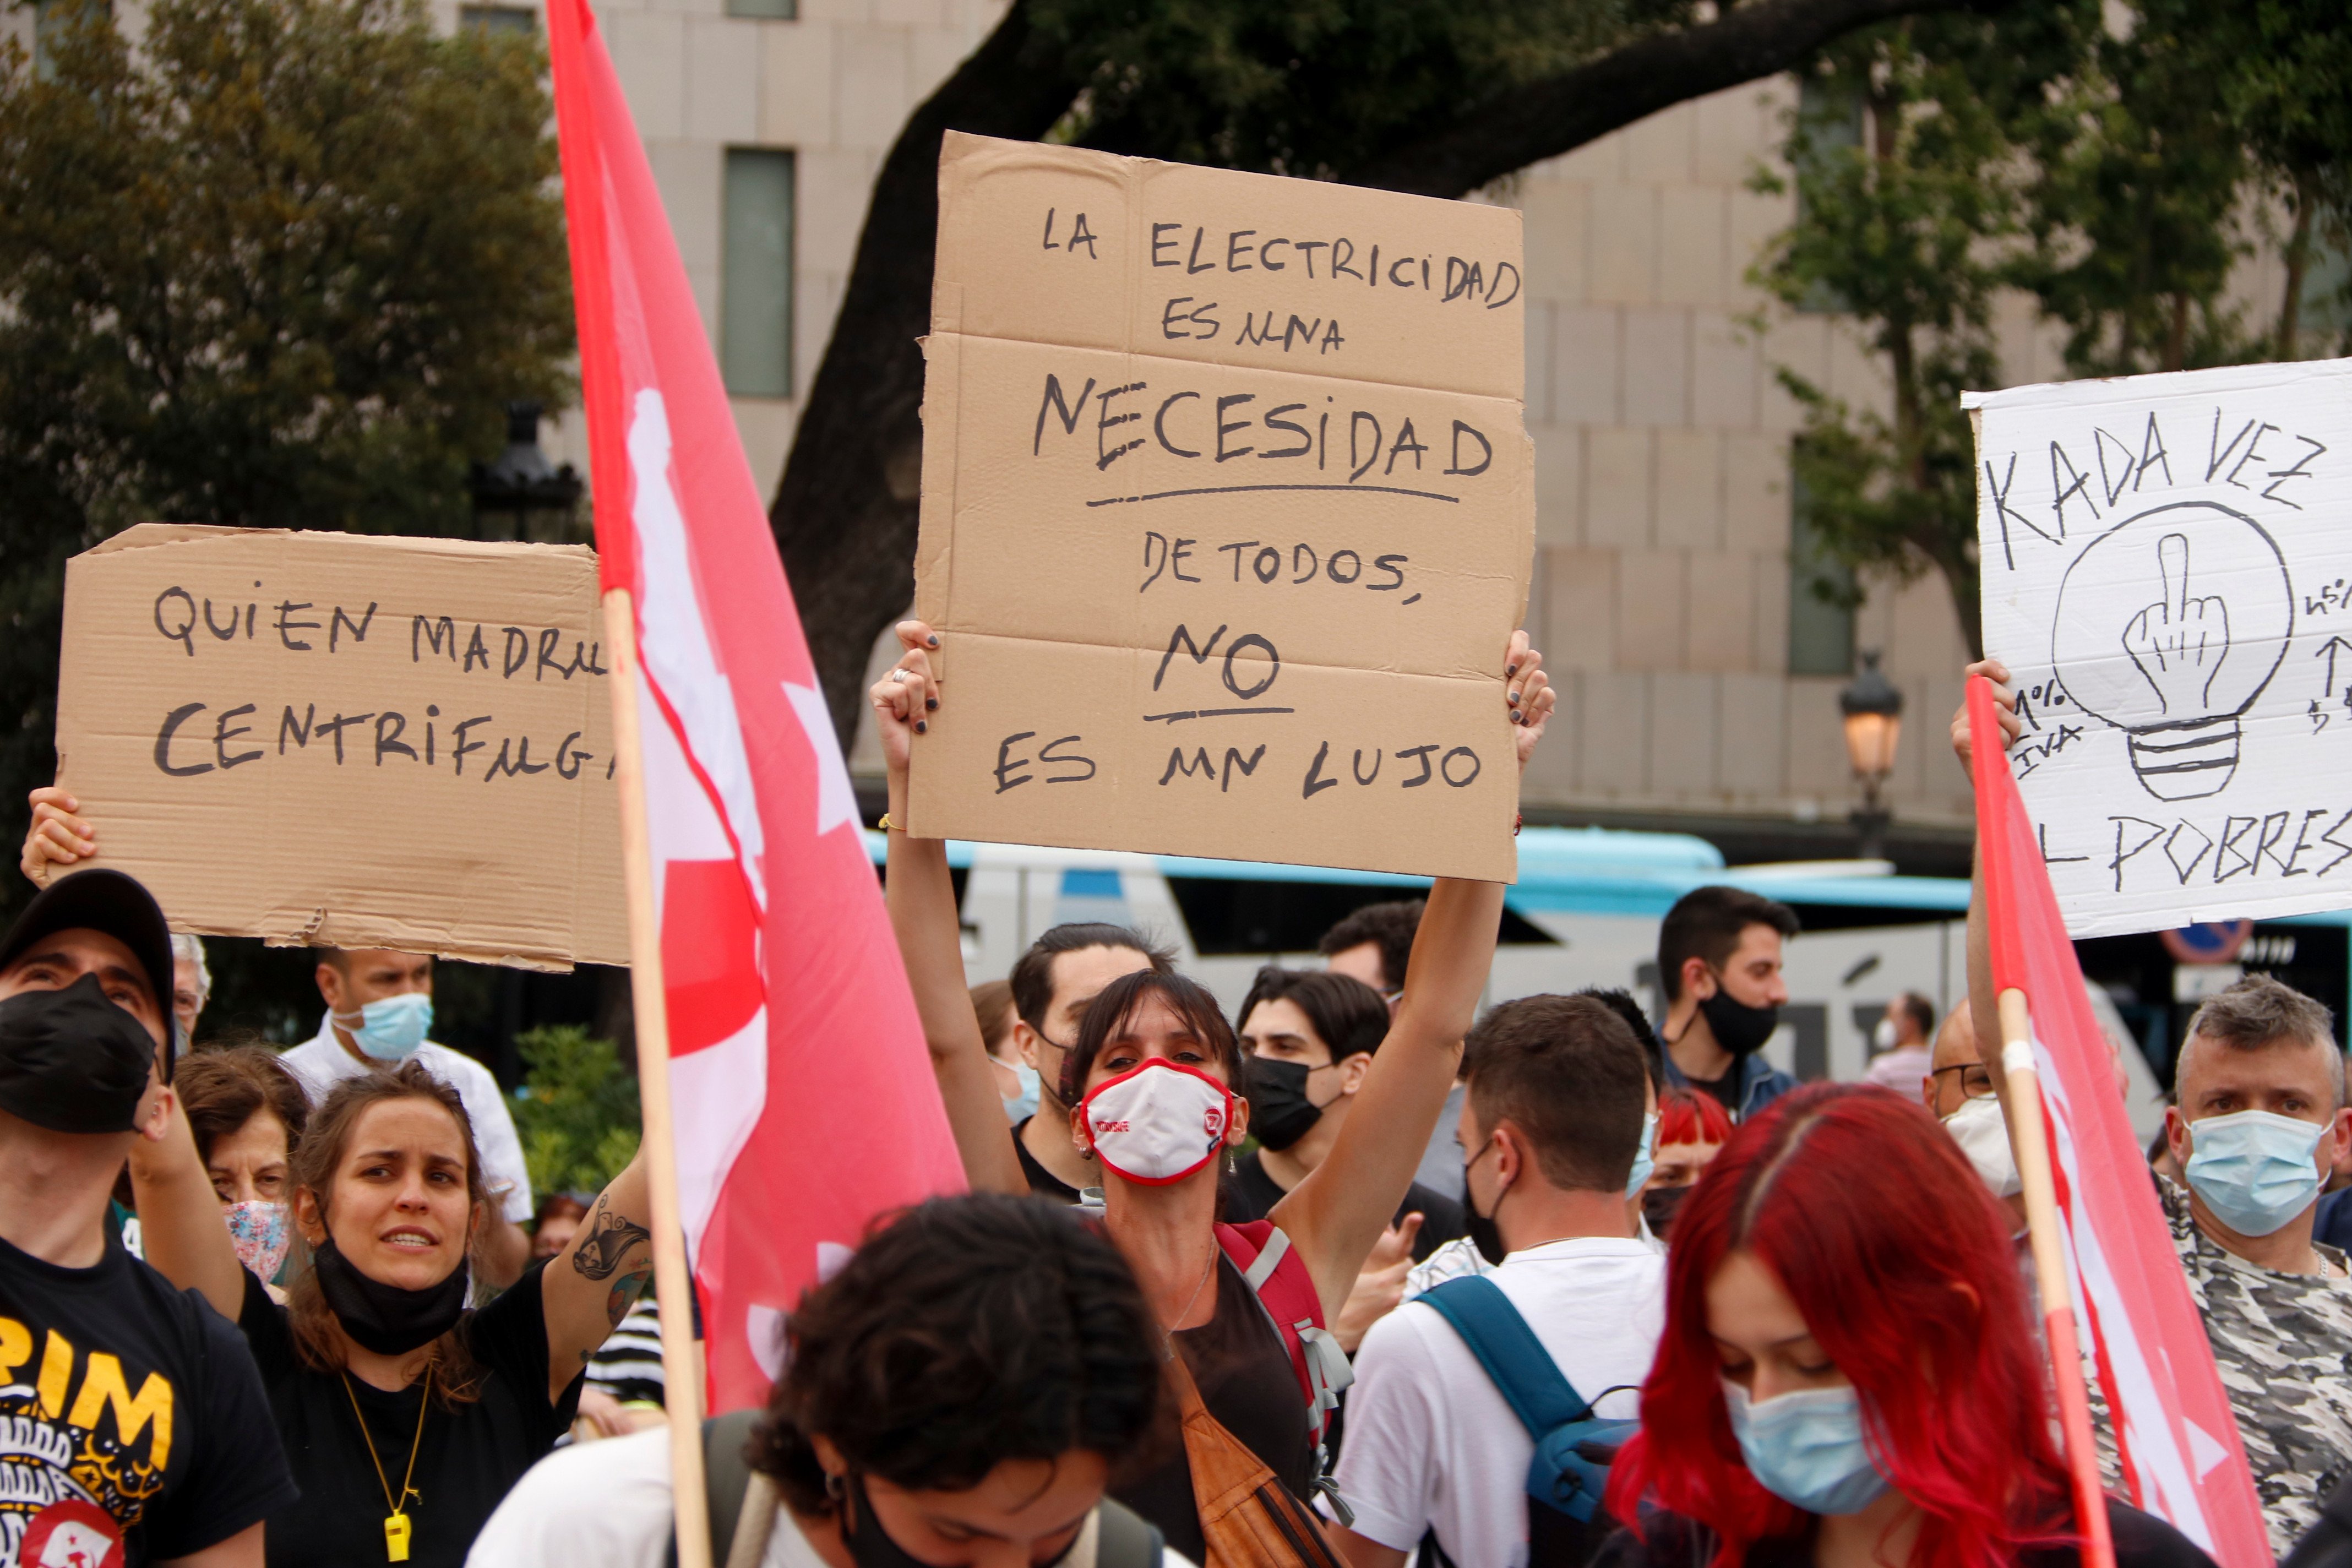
[2095, 1178, 2352, 1556]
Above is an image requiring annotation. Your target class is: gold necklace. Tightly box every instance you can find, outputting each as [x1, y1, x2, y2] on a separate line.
[341, 1365, 431, 1562]
[1163, 1248, 1218, 1347]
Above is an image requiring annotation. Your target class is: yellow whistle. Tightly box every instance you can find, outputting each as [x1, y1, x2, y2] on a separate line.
[385, 1513, 412, 1562]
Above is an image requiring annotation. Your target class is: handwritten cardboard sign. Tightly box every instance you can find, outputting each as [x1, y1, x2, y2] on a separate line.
[1967, 358, 2352, 938]
[908, 133, 1532, 881]
[51, 524, 626, 968]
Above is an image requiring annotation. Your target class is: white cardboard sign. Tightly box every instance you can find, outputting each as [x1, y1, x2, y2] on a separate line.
[1967, 358, 2352, 938]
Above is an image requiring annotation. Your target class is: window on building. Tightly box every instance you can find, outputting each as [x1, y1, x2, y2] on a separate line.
[1787, 465, 1856, 676]
[726, 0, 796, 18]
[459, 5, 537, 31]
[722, 148, 796, 399]
[1792, 74, 1865, 316]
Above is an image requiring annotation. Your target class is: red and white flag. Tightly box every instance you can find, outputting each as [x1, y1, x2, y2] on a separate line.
[1969, 679, 2268, 1568]
[547, 0, 965, 1412]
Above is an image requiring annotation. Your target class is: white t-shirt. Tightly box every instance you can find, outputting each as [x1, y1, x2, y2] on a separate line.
[282, 1019, 535, 1224]
[468, 1426, 1202, 1568]
[1332, 1236, 1666, 1568]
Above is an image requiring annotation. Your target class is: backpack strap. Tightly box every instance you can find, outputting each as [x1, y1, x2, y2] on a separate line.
[1213, 1221, 1358, 1528]
[1091, 1497, 1166, 1568]
[666, 1408, 769, 1568]
[1417, 1276, 1593, 1438]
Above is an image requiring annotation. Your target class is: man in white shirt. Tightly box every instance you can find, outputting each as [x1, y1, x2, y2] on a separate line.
[279, 946, 535, 1285]
[1332, 993, 1665, 1568]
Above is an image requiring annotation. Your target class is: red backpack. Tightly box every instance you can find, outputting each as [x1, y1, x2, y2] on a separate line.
[1213, 1221, 1354, 1451]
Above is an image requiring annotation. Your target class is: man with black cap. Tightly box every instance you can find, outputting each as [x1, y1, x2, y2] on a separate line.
[0, 866, 297, 1565]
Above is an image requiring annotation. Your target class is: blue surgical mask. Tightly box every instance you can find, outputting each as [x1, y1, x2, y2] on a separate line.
[334, 992, 433, 1062]
[2183, 1109, 2328, 1238]
[1002, 1063, 1041, 1125]
[1723, 1381, 1890, 1516]
[1626, 1111, 1657, 1198]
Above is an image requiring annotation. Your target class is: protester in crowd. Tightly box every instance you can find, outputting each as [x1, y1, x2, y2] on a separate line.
[284, 948, 536, 1286]
[1005, 924, 1176, 1203]
[131, 1056, 655, 1567]
[1598, 1084, 2214, 1568]
[875, 617, 1553, 1561]
[532, 1192, 590, 1262]
[1861, 992, 1936, 1092]
[469, 1194, 1178, 1568]
[971, 977, 1036, 1120]
[1958, 657, 2352, 1555]
[1919, 999, 2024, 1230]
[1319, 900, 1423, 1009]
[173, 931, 213, 1046]
[1332, 993, 1665, 1568]
[0, 866, 296, 1564]
[172, 1044, 312, 1294]
[18, 789, 541, 1284]
[1229, 965, 1466, 1262]
[1639, 1085, 1729, 1242]
[1655, 886, 1798, 1121]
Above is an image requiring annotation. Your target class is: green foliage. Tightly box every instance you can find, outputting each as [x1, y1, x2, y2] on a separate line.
[0, 0, 573, 917]
[1031, 0, 1696, 177]
[509, 1026, 641, 1202]
[1752, 1, 2352, 652]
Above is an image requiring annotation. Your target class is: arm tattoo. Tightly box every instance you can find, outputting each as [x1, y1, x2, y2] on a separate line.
[607, 1268, 652, 1329]
[570, 1195, 651, 1281]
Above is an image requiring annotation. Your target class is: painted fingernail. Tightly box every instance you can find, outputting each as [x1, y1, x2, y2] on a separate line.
[927, 635, 939, 647]
[1512, 711, 1524, 726]
[1506, 663, 1519, 676]
[1509, 690, 1520, 705]
[914, 720, 927, 734]
[925, 697, 938, 711]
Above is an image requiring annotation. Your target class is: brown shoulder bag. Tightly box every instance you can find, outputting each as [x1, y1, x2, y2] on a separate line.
[1166, 1352, 1347, 1568]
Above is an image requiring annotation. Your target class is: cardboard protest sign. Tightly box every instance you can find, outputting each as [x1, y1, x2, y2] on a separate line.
[52, 524, 627, 968]
[1967, 358, 2352, 938]
[909, 133, 1532, 881]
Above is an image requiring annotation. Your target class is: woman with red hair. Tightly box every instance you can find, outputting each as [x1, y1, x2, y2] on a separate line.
[1598, 1083, 2212, 1568]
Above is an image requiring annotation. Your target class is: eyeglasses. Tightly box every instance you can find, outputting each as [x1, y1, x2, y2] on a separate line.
[1931, 1064, 1997, 1102]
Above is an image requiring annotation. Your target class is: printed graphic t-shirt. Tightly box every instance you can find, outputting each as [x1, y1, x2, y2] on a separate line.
[0, 1226, 295, 1566]
[240, 1260, 582, 1568]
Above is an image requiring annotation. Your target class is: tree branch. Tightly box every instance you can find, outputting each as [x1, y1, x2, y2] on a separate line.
[767, 0, 1079, 742]
[1343, 0, 1997, 197]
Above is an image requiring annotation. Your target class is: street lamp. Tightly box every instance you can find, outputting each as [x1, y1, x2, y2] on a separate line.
[468, 401, 583, 542]
[1839, 649, 1904, 862]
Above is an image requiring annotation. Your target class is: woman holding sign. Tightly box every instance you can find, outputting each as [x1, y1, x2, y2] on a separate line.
[872, 617, 1554, 1563]
[131, 1059, 654, 1568]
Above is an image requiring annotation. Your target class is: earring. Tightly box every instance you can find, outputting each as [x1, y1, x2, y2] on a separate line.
[825, 1472, 845, 1501]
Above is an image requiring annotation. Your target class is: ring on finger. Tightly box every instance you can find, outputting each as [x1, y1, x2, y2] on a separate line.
[889, 668, 911, 683]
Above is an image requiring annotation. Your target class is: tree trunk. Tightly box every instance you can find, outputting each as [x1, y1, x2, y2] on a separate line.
[2278, 169, 2316, 362]
[770, 0, 1998, 743]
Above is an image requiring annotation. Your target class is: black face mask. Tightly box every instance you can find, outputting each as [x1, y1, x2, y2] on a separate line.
[312, 1234, 467, 1355]
[1641, 1183, 1691, 1240]
[1698, 984, 1779, 1059]
[0, 972, 157, 1134]
[1246, 1057, 1334, 1152]
[1463, 1158, 1509, 1266]
[842, 1474, 1084, 1568]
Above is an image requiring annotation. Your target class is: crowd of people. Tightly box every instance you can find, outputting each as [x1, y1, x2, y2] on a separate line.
[3, 633, 2351, 1568]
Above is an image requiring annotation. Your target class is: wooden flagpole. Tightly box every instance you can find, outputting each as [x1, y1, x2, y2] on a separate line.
[1997, 988, 2117, 1568]
[603, 586, 715, 1568]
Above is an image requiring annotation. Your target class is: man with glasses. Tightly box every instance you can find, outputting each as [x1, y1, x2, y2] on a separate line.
[1921, 1000, 2024, 1230]
[1004, 924, 1174, 1202]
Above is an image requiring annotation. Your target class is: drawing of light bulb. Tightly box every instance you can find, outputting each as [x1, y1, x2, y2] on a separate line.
[2049, 502, 2292, 801]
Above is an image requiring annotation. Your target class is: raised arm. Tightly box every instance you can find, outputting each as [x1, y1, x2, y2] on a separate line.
[540, 1152, 652, 1403]
[1275, 632, 1555, 1321]
[127, 1091, 247, 1320]
[873, 621, 1026, 1196]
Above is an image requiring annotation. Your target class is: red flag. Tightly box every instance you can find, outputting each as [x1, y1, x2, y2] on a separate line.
[547, 0, 966, 1411]
[1969, 678, 2268, 1568]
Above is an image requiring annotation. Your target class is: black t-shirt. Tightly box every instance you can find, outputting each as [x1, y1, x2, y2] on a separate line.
[1014, 1115, 1083, 1204]
[1223, 1150, 1467, 1262]
[1683, 1069, 1736, 1118]
[1594, 1498, 2215, 1568]
[1113, 1255, 1315, 1563]
[238, 1260, 582, 1568]
[0, 1226, 295, 1565]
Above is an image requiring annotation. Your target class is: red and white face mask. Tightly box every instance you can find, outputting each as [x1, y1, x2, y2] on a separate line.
[1078, 1059, 1234, 1186]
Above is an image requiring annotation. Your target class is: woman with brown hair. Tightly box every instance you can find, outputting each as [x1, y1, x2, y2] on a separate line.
[133, 1057, 652, 1568]
[170, 1043, 313, 1286]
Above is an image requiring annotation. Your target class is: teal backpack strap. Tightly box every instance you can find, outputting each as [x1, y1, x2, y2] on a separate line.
[1418, 1276, 1591, 1436]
